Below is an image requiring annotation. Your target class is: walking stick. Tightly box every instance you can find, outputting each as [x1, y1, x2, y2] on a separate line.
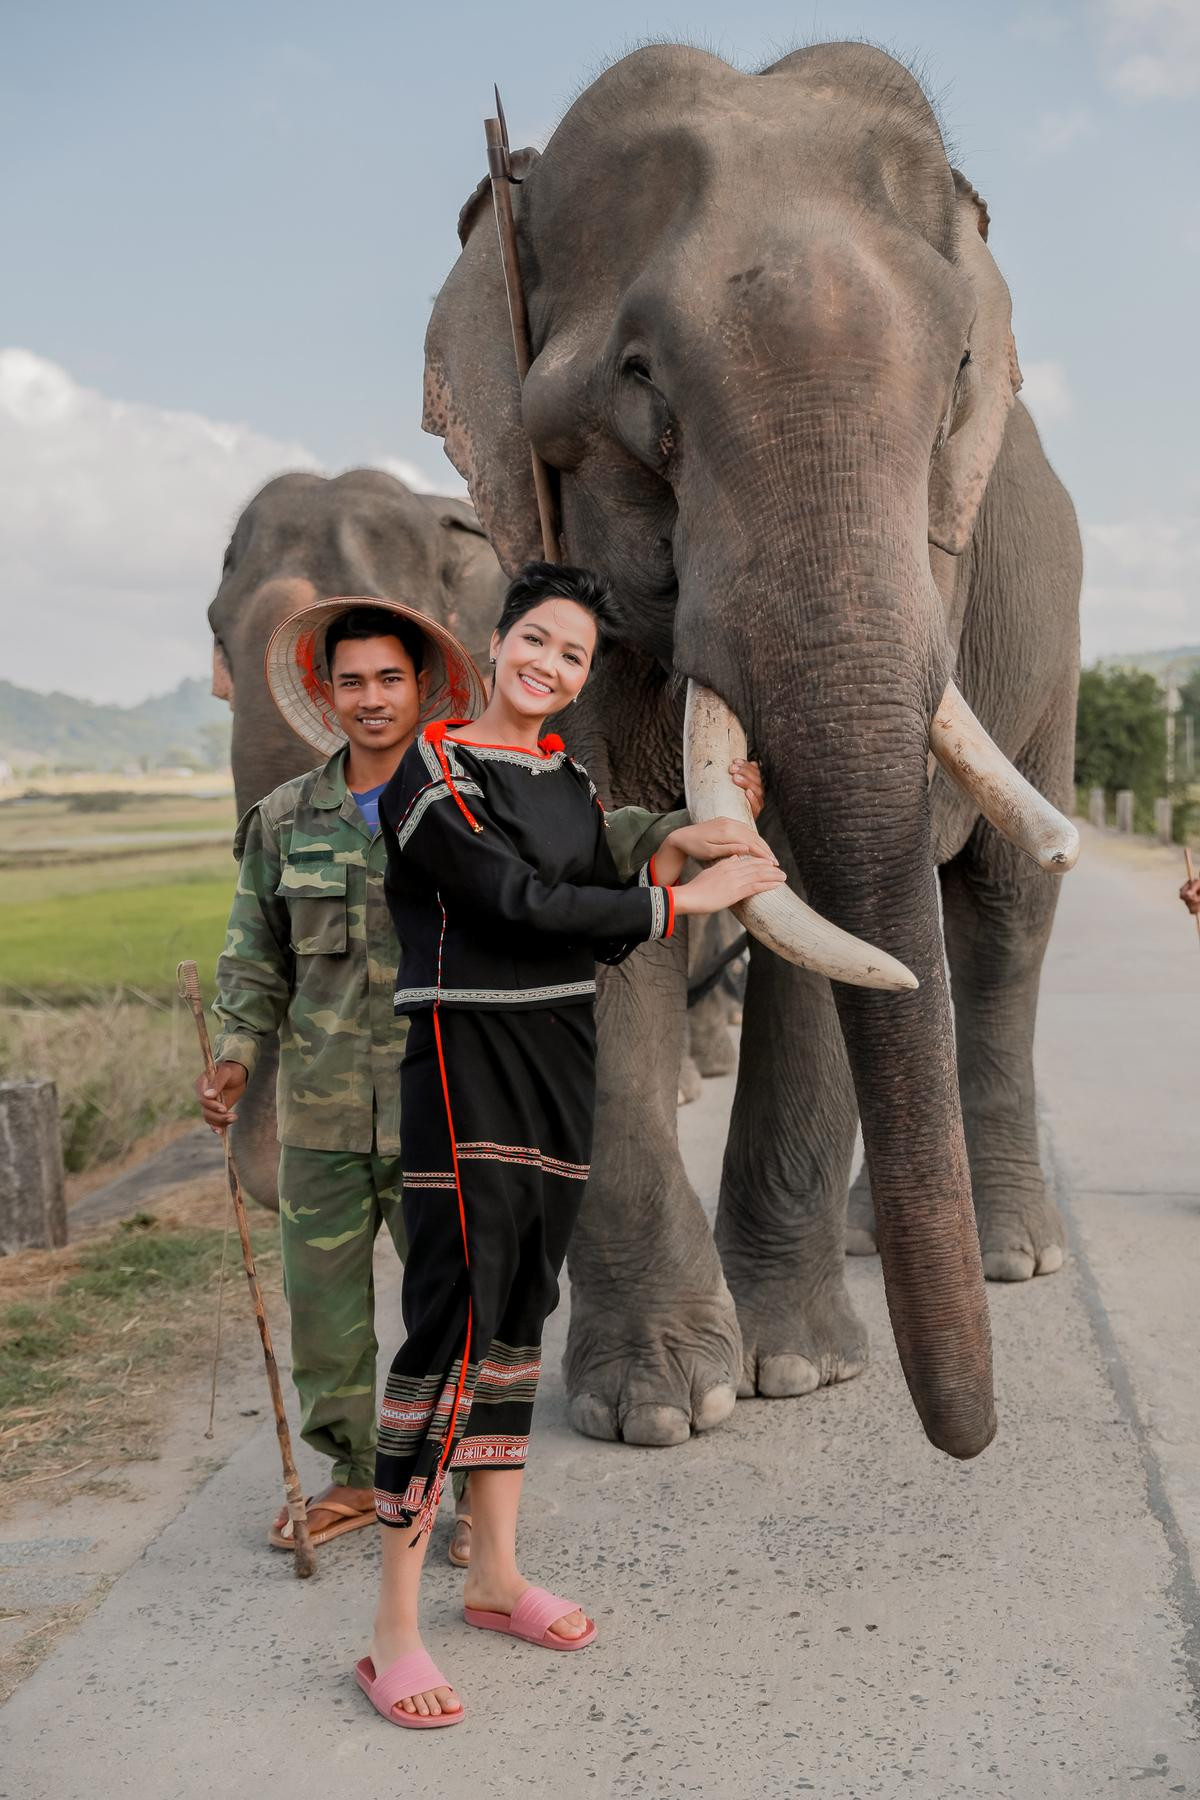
[485, 87, 560, 560]
[176, 961, 317, 1578]
[1186, 848, 1200, 951]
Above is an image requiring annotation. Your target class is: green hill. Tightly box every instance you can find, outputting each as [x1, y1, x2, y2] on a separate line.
[1102, 645, 1200, 684]
[0, 678, 231, 773]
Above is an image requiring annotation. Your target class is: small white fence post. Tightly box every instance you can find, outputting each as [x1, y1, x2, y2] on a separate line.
[1088, 788, 1106, 829]
[1115, 789, 1135, 833]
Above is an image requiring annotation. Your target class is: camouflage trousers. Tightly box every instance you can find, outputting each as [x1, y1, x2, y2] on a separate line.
[278, 1143, 465, 1499]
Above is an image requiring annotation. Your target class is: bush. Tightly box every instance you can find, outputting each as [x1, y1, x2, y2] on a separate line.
[0, 998, 195, 1173]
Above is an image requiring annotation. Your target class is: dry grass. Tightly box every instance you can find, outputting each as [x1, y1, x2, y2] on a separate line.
[0, 997, 197, 1173]
[0, 1176, 281, 1510]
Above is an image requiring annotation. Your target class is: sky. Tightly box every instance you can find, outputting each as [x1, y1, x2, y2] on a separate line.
[2, 0, 1198, 703]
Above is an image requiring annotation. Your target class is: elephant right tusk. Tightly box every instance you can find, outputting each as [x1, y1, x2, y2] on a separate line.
[930, 683, 1080, 871]
[683, 683, 919, 993]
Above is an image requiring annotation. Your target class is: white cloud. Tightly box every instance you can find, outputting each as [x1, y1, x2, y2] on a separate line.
[1081, 508, 1200, 660]
[1024, 106, 1097, 156]
[0, 351, 460, 704]
[1019, 359, 1074, 426]
[1097, 0, 1200, 99]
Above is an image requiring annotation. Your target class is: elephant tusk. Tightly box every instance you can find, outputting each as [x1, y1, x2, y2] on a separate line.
[930, 683, 1080, 872]
[683, 683, 919, 993]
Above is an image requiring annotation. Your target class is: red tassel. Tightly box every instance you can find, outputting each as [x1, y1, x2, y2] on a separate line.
[425, 724, 482, 834]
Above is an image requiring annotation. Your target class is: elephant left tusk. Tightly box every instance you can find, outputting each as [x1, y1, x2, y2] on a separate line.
[930, 683, 1079, 871]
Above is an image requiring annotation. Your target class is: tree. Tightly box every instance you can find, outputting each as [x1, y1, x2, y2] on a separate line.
[1074, 665, 1166, 803]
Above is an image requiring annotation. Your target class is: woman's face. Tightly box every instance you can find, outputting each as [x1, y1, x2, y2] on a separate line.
[490, 598, 597, 721]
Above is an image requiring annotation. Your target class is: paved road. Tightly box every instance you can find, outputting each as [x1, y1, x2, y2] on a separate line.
[3, 825, 1198, 1798]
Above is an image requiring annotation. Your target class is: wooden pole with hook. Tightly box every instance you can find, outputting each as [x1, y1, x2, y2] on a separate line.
[485, 87, 560, 561]
[176, 960, 317, 1578]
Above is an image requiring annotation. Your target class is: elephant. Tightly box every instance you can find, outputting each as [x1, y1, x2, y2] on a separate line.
[207, 466, 507, 1206]
[421, 41, 1081, 1461]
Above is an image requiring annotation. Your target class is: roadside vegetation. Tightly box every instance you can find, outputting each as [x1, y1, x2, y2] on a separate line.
[0, 999, 198, 1173]
[0, 1191, 280, 1498]
[1075, 663, 1197, 840]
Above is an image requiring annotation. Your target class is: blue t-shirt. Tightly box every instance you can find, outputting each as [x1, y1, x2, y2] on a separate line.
[351, 780, 388, 836]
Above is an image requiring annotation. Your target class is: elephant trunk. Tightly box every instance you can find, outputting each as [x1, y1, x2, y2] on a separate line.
[676, 524, 995, 1458]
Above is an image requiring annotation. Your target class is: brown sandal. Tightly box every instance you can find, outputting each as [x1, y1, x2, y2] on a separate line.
[268, 1498, 376, 1550]
[447, 1513, 472, 1568]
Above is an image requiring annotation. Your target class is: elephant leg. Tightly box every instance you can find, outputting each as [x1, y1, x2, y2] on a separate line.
[686, 985, 737, 1078]
[844, 1159, 877, 1255]
[229, 1036, 281, 1212]
[716, 943, 867, 1397]
[940, 807, 1066, 1282]
[564, 927, 741, 1446]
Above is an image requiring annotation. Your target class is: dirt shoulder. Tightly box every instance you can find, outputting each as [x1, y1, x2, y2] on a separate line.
[0, 1159, 282, 1701]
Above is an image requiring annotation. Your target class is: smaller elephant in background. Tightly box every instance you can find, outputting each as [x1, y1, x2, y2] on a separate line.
[679, 914, 745, 1103]
[207, 467, 507, 1206]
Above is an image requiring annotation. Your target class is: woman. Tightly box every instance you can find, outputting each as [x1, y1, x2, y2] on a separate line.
[357, 561, 786, 1727]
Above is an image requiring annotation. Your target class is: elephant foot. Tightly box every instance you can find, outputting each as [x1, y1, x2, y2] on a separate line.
[689, 1026, 737, 1079]
[727, 1270, 869, 1398]
[564, 1281, 741, 1446]
[677, 1053, 703, 1106]
[844, 1168, 877, 1256]
[976, 1184, 1065, 1282]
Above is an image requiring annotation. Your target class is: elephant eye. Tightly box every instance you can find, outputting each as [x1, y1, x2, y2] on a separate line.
[958, 349, 972, 374]
[622, 354, 654, 384]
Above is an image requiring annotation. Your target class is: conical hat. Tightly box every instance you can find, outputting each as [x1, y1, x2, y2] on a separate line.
[264, 596, 488, 756]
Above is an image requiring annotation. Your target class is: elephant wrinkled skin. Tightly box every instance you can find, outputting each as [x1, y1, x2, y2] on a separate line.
[208, 468, 506, 1207]
[423, 43, 1081, 1459]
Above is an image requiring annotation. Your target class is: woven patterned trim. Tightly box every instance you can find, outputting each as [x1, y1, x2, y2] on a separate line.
[396, 778, 485, 850]
[393, 978, 597, 1008]
[649, 887, 668, 940]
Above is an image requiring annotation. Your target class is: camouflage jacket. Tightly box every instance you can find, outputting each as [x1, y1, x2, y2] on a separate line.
[212, 746, 685, 1154]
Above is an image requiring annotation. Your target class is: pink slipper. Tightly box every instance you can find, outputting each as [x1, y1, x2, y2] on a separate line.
[353, 1650, 465, 1728]
[463, 1585, 597, 1651]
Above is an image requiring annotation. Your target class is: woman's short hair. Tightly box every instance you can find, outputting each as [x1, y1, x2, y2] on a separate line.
[324, 606, 426, 677]
[495, 562, 623, 656]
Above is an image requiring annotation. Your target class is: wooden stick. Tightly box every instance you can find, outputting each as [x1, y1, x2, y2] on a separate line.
[1186, 848, 1200, 950]
[176, 961, 317, 1578]
[485, 95, 560, 561]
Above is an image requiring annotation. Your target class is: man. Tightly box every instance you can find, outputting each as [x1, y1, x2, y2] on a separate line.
[199, 595, 766, 1561]
[1181, 877, 1200, 916]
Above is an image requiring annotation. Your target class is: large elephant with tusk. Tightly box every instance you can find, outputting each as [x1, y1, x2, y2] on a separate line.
[207, 467, 507, 1207]
[423, 42, 1081, 1460]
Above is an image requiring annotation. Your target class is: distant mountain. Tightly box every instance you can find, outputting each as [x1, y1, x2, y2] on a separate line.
[0, 677, 231, 772]
[1101, 645, 1200, 684]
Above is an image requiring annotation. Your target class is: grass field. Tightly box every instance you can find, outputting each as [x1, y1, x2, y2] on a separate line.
[0, 790, 236, 1002]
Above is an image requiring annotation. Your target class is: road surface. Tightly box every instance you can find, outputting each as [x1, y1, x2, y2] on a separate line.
[3, 823, 1198, 1798]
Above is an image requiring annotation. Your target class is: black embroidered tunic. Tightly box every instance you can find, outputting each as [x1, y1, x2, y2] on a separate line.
[381, 726, 673, 1012]
[372, 725, 675, 1530]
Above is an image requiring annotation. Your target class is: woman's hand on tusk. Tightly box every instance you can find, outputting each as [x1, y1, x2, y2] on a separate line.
[671, 855, 787, 917]
[660, 817, 778, 885]
[729, 758, 765, 820]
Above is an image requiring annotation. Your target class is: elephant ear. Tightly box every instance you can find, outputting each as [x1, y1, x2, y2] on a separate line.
[927, 171, 1023, 556]
[423, 148, 544, 577]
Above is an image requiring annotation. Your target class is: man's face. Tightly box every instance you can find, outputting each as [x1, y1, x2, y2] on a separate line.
[328, 633, 424, 756]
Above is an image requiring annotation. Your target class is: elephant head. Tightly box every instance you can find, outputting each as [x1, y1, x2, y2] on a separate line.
[208, 468, 505, 815]
[423, 42, 1079, 1459]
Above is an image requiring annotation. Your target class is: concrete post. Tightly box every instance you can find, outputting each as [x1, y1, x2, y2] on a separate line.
[1115, 789, 1135, 833]
[0, 1080, 67, 1254]
[1154, 798, 1173, 844]
[1088, 788, 1106, 829]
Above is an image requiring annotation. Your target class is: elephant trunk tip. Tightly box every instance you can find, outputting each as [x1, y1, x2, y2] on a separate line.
[922, 1402, 998, 1461]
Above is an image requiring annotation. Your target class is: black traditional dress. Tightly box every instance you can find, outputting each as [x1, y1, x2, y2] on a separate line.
[374, 723, 675, 1530]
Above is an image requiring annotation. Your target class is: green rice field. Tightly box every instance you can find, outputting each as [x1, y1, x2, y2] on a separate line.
[0, 791, 237, 1002]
